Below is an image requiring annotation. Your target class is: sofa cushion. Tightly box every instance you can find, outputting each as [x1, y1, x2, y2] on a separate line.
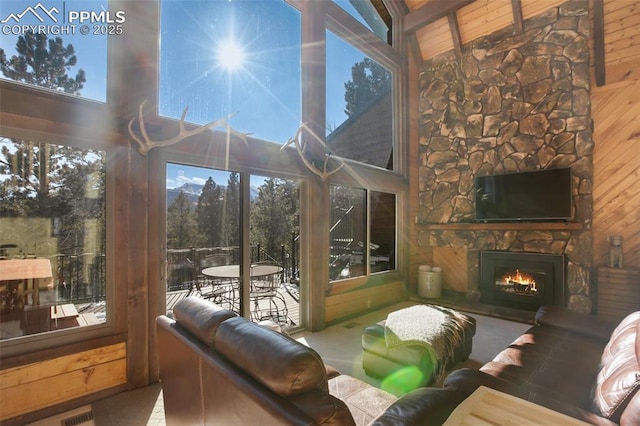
[215, 316, 328, 396]
[592, 311, 640, 422]
[479, 324, 606, 409]
[173, 297, 237, 346]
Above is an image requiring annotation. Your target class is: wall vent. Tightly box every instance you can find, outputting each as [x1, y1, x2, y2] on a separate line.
[61, 410, 94, 426]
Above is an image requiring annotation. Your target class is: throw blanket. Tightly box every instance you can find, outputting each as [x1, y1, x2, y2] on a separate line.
[384, 305, 471, 384]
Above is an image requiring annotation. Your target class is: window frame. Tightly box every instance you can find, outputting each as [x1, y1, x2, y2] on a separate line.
[319, 0, 407, 293]
[0, 0, 409, 353]
[0, 82, 118, 357]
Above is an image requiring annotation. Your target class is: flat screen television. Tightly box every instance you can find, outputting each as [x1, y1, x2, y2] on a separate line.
[475, 167, 573, 222]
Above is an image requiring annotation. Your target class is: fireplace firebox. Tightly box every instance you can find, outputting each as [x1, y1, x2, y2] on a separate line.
[480, 251, 565, 311]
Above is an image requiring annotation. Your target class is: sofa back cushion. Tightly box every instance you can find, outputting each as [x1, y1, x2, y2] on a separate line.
[215, 316, 328, 396]
[592, 311, 640, 422]
[173, 297, 236, 346]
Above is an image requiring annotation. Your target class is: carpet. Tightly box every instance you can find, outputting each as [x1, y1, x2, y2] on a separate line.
[297, 301, 531, 387]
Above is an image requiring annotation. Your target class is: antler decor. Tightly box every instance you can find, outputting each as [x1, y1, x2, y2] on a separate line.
[281, 123, 344, 181]
[128, 100, 251, 155]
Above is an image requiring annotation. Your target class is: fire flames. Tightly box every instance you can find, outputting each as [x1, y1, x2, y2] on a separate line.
[502, 269, 538, 293]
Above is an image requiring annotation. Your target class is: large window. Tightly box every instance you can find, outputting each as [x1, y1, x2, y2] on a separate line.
[164, 163, 301, 329]
[159, 0, 302, 144]
[0, 138, 107, 341]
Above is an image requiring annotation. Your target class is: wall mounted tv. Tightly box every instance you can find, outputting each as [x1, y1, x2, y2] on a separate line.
[475, 167, 573, 222]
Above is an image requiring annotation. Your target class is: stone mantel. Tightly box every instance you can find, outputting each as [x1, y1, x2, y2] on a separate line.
[416, 222, 583, 231]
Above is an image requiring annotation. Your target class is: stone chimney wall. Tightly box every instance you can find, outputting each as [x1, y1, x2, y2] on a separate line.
[416, 0, 594, 312]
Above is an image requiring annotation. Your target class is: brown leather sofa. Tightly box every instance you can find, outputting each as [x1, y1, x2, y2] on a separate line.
[156, 297, 465, 425]
[441, 305, 640, 425]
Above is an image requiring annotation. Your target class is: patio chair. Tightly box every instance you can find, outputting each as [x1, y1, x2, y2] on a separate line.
[250, 262, 288, 325]
[185, 258, 239, 314]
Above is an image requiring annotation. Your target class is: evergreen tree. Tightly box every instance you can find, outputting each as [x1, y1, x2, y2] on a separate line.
[0, 30, 85, 94]
[222, 172, 240, 247]
[0, 30, 89, 219]
[196, 177, 223, 247]
[251, 178, 299, 262]
[343, 58, 390, 117]
[167, 191, 199, 249]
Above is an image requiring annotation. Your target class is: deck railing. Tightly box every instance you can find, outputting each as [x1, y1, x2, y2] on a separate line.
[166, 245, 298, 292]
[51, 253, 106, 304]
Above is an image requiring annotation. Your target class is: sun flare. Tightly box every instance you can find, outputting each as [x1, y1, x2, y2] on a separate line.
[216, 39, 245, 71]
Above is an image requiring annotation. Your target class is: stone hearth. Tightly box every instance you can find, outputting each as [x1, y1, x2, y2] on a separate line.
[416, 0, 593, 313]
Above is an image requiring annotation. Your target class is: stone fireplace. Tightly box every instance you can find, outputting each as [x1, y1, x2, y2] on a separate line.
[416, 0, 594, 313]
[479, 251, 565, 311]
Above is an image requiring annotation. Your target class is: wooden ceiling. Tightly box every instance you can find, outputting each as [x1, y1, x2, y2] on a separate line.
[400, 0, 640, 87]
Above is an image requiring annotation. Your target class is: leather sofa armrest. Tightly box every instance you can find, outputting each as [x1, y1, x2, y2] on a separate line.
[370, 388, 467, 426]
[535, 305, 616, 341]
[444, 369, 618, 426]
[444, 368, 531, 397]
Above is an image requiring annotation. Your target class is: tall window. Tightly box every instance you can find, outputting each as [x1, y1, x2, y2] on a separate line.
[0, 138, 107, 341]
[325, 1, 400, 289]
[159, 0, 302, 144]
[325, 30, 393, 170]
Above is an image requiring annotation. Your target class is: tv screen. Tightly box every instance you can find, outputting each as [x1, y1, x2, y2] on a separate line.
[475, 168, 573, 222]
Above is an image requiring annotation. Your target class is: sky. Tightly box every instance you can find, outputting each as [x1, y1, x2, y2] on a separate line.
[0, 0, 382, 190]
[166, 162, 269, 191]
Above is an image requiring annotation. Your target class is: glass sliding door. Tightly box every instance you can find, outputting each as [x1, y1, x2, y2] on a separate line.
[164, 164, 301, 330]
[165, 164, 241, 315]
[249, 175, 300, 327]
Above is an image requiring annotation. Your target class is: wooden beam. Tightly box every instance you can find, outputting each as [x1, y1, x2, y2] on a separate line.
[511, 0, 524, 35]
[447, 13, 463, 56]
[593, 0, 606, 86]
[403, 0, 475, 34]
[408, 33, 424, 68]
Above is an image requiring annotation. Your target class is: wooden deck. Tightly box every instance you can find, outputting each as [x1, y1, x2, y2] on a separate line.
[165, 284, 300, 329]
[76, 283, 300, 330]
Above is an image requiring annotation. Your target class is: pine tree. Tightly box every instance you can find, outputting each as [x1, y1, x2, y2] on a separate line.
[167, 191, 200, 249]
[0, 30, 89, 218]
[222, 172, 240, 247]
[0, 30, 86, 94]
[196, 177, 223, 247]
[250, 178, 299, 262]
[343, 58, 390, 117]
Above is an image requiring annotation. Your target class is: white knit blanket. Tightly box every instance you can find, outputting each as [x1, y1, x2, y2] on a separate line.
[384, 305, 470, 383]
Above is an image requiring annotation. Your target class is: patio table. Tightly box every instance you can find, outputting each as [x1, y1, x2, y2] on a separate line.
[201, 264, 282, 279]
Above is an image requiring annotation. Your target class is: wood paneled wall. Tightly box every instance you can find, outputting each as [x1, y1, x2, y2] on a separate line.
[596, 0, 640, 84]
[325, 281, 405, 324]
[0, 343, 126, 421]
[591, 0, 640, 270]
[592, 78, 640, 270]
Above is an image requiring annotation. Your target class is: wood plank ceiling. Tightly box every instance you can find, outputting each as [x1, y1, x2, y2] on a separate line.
[400, 0, 621, 87]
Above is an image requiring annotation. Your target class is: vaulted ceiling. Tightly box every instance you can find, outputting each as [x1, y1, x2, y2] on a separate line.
[400, 0, 640, 87]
